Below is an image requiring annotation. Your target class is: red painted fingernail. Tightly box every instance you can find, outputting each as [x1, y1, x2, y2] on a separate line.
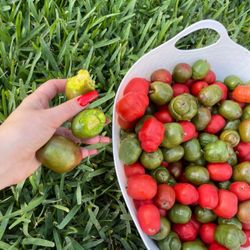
[77, 90, 99, 106]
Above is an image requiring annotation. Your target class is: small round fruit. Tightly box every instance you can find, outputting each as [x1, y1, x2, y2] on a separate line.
[173, 63, 192, 83]
[224, 75, 242, 90]
[192, 59, 210, 80]
[168, 203, 192, 224]
[137, 204, 161, 236]
[154, 184, 175, 210]
[174, 183, 199, 205]
[65, 69, 95, 100]
[198, 184, 218, 209]
[237, 200, 250, 224]
[71, 109, 106, 138]
[151, 69, 172, 83]
[127, 174, 157, 200]
[36, 135, 82, 173]
[150, 217, 171, 240]
[239, 119, 250, 142]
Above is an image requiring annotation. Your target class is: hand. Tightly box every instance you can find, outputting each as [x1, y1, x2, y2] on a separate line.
[0, 79, 110, 190]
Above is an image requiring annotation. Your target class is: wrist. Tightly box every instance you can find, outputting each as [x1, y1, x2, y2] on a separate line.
[0, 124, 17, 189]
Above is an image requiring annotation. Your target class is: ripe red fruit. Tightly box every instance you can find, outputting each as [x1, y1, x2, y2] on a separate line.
[124, 77, 150, 95]
[214, 81, 228, 101]
[208, 242, 228, 250]
[172, 220, 198, 241]
[243, 223, 250, 231]
[124, 163, 145, 177]
[203, 70, 216, 84]
[117, 115, 136, 130]
[213, 190, 238, 219]
[161, 161, 169, 168]
[138, 117, 165, 152]
[116, 92, 149, 122]
[198, 184, 219, 209]
[137, 204, 161, 236]
[235, 142, 250, 161]
[199, 223, 216, 244]
[154, 108, 174, 123]
[151, 69, 172, 84]
[204, 114, 226, 134]
[127, 174, 157, 200]
[190, 216, 201, 231]
[229, 182, 250, 201]
[191, 81, 208, 96]
[159, 208, 167, 217]
[184, 79, 196, 89]
[207, 163, 233, 182]
[133, 199, 153, 210]
[242, 230, 250, 247]
[179, 121, 197, 142]
[154, 184, 176, 210]
[172, 83, 190, 97]
[174, 183, 199, 205]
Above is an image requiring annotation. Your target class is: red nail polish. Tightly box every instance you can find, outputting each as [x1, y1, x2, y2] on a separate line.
[77, 90, 99, 106]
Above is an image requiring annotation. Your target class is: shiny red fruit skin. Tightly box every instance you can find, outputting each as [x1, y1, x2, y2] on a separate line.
[127, 174, 157, 200]
[174, 183, 199, 205]
[179, 121, 196, 142]
[124, 163, 145, 177]
[214, 81, 228, 101]
[198, 184, 219, 209]
[213, 190, 238, 219]
[229, 182, 250, 201]
[191, 81, 208, 96]
[137, 204, 161, 236]
[172, 220, 198, 241]
[208, 242, 228, 250]
[154, 184, 176, 210]
[199, 223, 217, 244]
[124, 77, 150, 95]
[203, 70, 216, 84]
[172, 83, 190, 97]
[204, 114, 226, 134]
[154, 108, 174, 123]
[207, 163, 233, 182]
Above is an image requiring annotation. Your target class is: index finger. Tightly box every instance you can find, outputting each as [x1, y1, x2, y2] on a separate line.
[22, 79, 67, 109]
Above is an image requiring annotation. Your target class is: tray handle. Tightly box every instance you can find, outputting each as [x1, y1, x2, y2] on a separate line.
[168, 19, 230, 49]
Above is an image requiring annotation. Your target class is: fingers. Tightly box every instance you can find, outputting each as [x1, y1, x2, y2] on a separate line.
[55, 127, 111, 145]
[23, 79, 67, 109]
[82, 136, 110, 144]
[48, 97, 88, 127]
[47, 91, 98, 127]
[81, 148, 98, 158]
[55, 127, 82, 144]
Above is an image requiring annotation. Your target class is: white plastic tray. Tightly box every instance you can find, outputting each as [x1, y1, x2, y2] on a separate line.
[112, 19, 250, 250]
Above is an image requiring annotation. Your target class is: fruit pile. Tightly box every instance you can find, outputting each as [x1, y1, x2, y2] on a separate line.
[37, 70, 106, 173]
[116, 60, 250, 250]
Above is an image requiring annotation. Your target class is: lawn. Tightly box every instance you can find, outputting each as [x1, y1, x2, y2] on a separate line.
[0, 0, 250, 249]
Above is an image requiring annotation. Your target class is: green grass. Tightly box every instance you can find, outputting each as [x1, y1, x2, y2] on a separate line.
[0, 0, 250, 249]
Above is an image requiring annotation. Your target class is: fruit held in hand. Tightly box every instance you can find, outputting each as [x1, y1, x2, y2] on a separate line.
[65, 69, 95, 100]
[37, 135, 82, 173]
[71, 108, 106, 139]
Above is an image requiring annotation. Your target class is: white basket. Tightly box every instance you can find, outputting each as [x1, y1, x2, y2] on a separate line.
[112, 19, 250, 250]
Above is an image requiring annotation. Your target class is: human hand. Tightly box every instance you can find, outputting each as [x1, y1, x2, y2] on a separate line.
[0, 79, 110, 190]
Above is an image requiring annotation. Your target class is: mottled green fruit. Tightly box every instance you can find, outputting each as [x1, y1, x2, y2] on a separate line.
[37, 135, 82, 173]
[71, 109, 105, 138]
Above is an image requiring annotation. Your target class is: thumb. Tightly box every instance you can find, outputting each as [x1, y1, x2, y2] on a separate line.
[48, 91, 98, 126]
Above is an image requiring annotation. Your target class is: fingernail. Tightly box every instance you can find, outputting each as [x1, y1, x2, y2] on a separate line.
[77, 90, 99, 106]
